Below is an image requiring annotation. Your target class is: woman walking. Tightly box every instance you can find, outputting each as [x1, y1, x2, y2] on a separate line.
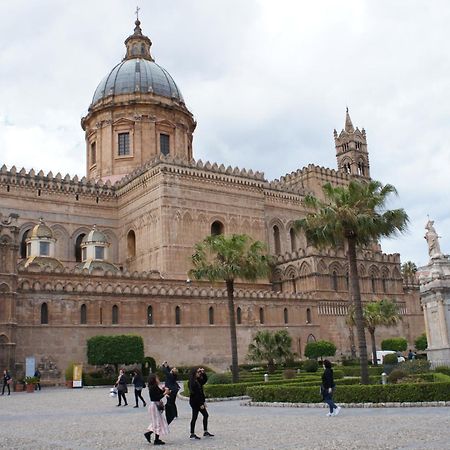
[321, 359, 341, 417]
[2, 369, 11, 396]
[115, 368, 128, 407]
[132, 369, 147, 408]
[188, 367, 214, 440]
[144, 374, 169, 446]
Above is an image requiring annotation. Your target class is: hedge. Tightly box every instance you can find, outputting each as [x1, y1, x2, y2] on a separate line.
[340, 366, 384, 377]
[247, 382, 450, 403]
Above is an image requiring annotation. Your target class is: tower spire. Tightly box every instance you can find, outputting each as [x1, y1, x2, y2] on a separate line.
[123, 9, 154, 61]
[345, 107, 355, 133]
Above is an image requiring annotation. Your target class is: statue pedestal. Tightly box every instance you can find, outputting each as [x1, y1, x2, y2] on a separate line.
[419, 255, 450, 367]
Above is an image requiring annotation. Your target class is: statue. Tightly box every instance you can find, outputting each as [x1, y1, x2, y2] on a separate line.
[425, 220, 443, 259]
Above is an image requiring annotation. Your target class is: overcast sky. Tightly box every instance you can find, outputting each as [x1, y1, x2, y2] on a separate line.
[0, 0, 449, 267]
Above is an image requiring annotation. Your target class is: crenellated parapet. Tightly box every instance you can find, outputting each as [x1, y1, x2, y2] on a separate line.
[0, 164, 116, 199]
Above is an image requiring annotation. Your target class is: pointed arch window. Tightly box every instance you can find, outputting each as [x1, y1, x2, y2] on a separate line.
[20, 229, 31, 258]
[259, 307, 265, 324]
[236, 307, 242, 325]
[307, 333, 316, 343]
[290, 228, 297, 253]
[75, 233, 86, 262]
[211, 221, 224, 236]
[382, 276, 387, 293]
[127, 230, 136, 258]
[332, 271, 338, 291]
[112, 305, 119, 324]
[208, 306, 214, 325]
[273, 225, 281, 254]
[371, 276, 376, 293]
[99, 307, 103, 325]
[345, 272, 349, 290]
[147, 305, 153, 325]
[175, 306, 181, 325]
[284, 307, 289, 324]
[40, 303, 48, 324]
[80, 304, 87, 324]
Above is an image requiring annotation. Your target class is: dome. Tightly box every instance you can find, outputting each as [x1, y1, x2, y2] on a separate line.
[30, 219, 54, 239]
[91, 59, 184, 106]
[82, 226, 109, 244]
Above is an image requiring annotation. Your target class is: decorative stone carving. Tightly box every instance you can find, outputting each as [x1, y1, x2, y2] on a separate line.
[425, 219, 443, 260]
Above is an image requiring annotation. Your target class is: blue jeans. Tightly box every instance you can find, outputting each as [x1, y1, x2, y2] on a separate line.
[323, 392, 337, 414]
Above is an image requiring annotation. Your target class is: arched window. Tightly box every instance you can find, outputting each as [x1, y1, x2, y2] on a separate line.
[208, 306, 214, 325]
[175, 306, 181, 325]
[40, 303, 48, 324]
[20, 229, 31, 258]
[382, 276, 387, 293]
[284, 307, 289, 324]
[112, 305, 119, 324]
[80, 304, 87, 324]
[371, 276, 376, 293]
[99, 307, 103, 325]
[75, 233, 86, 262]
[273, 225, 281, 254]
[332, 271, 338, 291]
[127, 230, 136, 258]
[236, 307, 242, 325]
[343, 162, 351, 174]
[307, 333, 316, 343]
[357, 161, 365, 176]
[259, 307, 265, 324]
[290, 228, 297, 253]
[306, 308, 312, 324]
[345, 272, 349, 290]
[211, 221, 224, 236]
[147, 305, 153, 325]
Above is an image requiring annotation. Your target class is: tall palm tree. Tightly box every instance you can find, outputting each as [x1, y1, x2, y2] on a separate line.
[349, 299, 401, 366]
[190, 234, 271, 382]
[295, 180, 408, 384]
[401, 261, 418, 284]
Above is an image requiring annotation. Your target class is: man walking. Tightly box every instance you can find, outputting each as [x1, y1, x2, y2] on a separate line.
[162, 362, 179, 425]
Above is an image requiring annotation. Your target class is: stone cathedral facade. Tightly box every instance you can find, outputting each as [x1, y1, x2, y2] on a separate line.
[0, 20, 423, 380]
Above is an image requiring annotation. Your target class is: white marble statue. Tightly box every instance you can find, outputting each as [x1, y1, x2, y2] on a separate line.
[425, 219, 442, 259]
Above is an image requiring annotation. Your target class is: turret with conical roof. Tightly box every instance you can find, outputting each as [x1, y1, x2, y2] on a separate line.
[334, 108, 370, 177]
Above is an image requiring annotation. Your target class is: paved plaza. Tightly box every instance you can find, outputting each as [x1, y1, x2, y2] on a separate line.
[1, 387, 450, 449]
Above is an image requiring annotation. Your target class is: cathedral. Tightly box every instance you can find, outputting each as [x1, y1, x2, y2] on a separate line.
[0, 19, 423, 381]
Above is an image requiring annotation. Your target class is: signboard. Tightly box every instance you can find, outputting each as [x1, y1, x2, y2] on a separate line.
[25, 357, 35, 378]
[73, 363, 83, 388]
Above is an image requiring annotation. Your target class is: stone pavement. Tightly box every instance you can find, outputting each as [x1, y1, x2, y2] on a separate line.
[1, 387, 450, 449]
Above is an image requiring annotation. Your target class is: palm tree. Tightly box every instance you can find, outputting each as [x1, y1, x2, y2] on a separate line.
[349, 299, 401, 366]
[295, 180, 408, 384]
[401, 261, 418, 284]
[190, 234, 271, 382]
[247, 330, 294, 373]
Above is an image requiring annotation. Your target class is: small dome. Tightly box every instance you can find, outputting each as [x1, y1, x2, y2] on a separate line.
[30, 219, 54, 239]
[82, 226, 109, 244]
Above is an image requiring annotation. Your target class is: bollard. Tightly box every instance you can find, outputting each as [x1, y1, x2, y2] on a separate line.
[264, 373, 269, 382]
[297, 368, 301, 374]
[381, 372, 387, 385]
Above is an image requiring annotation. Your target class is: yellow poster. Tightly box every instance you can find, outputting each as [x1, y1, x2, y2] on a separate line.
[73, 364, 83, 388]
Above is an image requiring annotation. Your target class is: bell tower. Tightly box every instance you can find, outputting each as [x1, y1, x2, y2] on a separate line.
[334, 108, 370, 177]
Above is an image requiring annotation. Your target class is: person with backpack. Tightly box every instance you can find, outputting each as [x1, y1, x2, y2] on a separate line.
[321, 360, 341, 417]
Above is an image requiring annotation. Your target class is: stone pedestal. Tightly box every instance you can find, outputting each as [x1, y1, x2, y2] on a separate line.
[419, 256, 450, 367]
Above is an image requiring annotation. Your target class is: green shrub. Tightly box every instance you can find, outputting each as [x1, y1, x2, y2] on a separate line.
[304, 340, 336, 360]
[82, 373, 116, 386]
[248, 382, 450, 403]
[383, 353, 398, 365]
[208, 373, 232, 384]
[388, 369, 407, 384]
[341, 357, 360, 366]
[381, 338, 407, 352]
[283, 369, 296, 379]
[303, 359, 319, 372]
[340, 366, 384, 377]
[397, 359, 431, 374]
[414, 333, 427, 351]
[434, 366, 450, 377]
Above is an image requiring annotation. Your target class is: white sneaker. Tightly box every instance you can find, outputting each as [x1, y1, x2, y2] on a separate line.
[326, 412, 333, 417]
[333, 406, 341, 416]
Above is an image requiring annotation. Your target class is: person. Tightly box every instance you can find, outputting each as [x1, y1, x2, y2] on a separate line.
[321, 360, 341, 417]
[162, 362, 179, 424]
[408, 349, 416, 360]
[114, 368, 128, 406]
[2, 369, 11, 396]
[132, 369, 146, 408]
[188, 367, 214, 440]
[144, 373, 169, 446]
[34, 368, 41, 391]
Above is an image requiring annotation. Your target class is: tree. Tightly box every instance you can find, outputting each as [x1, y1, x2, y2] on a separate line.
[401, 261, 418, 284]
[304, 340, 337, 361]
[381, 337, 407, 352]
[87, 335, 144, 373]
[349, 299, 401, 366]
[247, 330, 294, 373]
[190, 234, 271, 382]
[295, 180, 408, 384]
[414, 333, 428, 351]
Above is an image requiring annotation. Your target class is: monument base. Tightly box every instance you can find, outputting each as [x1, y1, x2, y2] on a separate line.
[426, 348, 450, 368]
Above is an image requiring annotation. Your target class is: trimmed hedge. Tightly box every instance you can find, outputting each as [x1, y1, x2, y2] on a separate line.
[340, 366, 384, 377]
[248, 382, 450, 403]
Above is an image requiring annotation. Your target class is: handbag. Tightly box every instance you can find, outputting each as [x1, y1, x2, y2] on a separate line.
[7, 378, 13, 385]
[156, 401, 165, 412]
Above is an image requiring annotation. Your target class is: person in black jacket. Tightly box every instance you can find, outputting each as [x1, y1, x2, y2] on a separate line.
[321, 360, 341, 416]
[2, 369, 11, 396]
[114, 369, 128, 407]
[188, 367, 214, 440]
[132, 369, 146, 408]
[144, 373, 169, 446]
[162, 362, 179, 424]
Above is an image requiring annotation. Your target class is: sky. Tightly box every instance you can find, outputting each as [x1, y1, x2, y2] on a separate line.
[0, 0, 449, 267]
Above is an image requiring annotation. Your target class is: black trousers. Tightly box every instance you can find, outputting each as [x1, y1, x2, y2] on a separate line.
[190, 404, 208, 434]
[165, 391, 178, 424]
[134, 388, 146, 406]
[2, 382, 10, 395]
[117, 391, 127, 405]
